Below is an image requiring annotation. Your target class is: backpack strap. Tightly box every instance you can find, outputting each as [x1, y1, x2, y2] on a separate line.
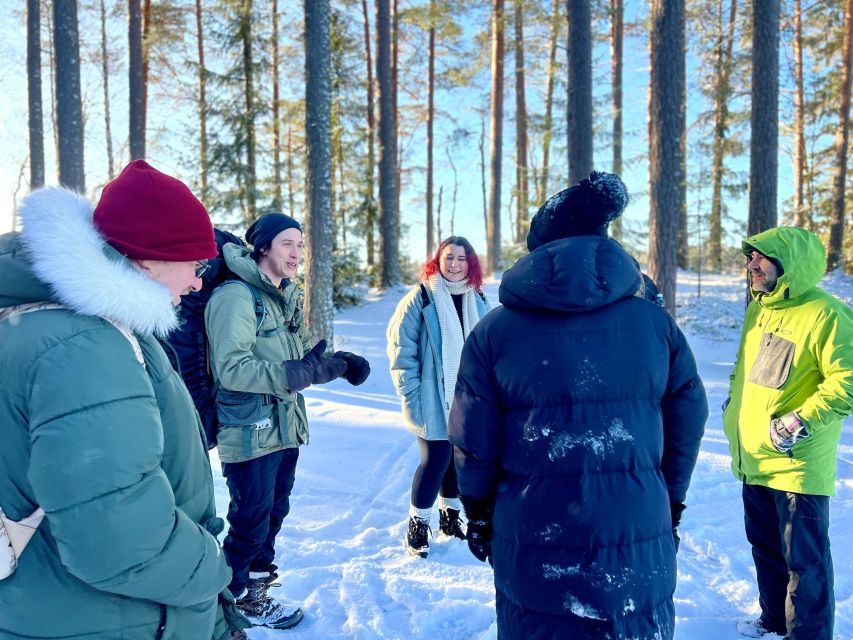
[419, 283, 431, 308]
[219, 280, 266, 336]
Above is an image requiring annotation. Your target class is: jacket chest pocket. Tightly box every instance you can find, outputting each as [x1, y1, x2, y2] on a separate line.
[748, 332, 796, 389]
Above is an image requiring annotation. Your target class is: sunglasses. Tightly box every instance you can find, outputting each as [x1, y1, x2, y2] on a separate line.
[194, 261, 211, 278]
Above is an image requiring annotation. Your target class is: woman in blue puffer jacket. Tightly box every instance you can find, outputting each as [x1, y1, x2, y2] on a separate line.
[449, 172, 708, 639]
[387, 237, 490, 558]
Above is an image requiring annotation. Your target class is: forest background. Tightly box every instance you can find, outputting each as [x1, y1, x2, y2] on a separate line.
[0, 0, 851, 344]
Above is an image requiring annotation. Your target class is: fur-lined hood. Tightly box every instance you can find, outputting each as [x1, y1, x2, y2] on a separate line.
[0, 187, 179, 337]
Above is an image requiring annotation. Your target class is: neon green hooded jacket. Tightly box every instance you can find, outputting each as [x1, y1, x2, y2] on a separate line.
[723, 226, 853, 496]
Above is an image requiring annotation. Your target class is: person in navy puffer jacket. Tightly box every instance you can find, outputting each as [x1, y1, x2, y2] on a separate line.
[448, 171, 708, 640]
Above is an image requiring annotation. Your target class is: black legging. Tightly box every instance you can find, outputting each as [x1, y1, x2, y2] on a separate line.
[411, 437, 459, 510]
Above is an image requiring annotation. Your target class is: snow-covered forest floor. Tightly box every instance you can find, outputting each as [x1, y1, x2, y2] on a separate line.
[211, 270, 853, 639]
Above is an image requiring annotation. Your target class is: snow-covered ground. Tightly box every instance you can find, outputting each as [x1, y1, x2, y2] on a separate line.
[212, 270, 853, 640]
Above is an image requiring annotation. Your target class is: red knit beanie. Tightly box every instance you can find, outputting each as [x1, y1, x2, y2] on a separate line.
[93, 159, 217, 261]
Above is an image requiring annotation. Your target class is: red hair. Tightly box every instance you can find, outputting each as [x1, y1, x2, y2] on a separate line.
[420, 236, 484, 291]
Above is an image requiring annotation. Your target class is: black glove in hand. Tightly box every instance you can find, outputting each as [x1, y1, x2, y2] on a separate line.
[283, 340, 327, 393]
[333, 351, 371, 386]
[461, 496, 493, 564]
[312, 352, 348, 385]
[671, 500, 686, 553]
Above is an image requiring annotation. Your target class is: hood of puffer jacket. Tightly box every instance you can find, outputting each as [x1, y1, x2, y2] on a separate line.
[0, 187, 179, 337]
[499, 235, 642, 312]
[742, 226, 826, 308]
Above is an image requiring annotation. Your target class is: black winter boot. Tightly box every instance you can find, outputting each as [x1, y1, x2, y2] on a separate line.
[406, 516, 431, 558]
[438, 508, 466, 540]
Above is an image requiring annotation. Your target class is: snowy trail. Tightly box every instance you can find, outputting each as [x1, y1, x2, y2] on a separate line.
[212, 274, 853, 639]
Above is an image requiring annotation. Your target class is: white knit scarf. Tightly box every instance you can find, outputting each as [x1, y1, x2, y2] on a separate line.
[427, 274, 480, 419]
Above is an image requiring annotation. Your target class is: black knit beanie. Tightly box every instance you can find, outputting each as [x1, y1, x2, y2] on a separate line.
[526, 171, 629, 252]
[245, 213, 302, 251]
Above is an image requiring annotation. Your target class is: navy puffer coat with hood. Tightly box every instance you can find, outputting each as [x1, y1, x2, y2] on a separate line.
[448, 235, 707, 640]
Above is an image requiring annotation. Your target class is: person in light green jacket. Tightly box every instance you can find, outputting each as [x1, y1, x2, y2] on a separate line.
[205, 213, 370, 631]
[0, 161, 247, 639]
[723, 226, 853, 640]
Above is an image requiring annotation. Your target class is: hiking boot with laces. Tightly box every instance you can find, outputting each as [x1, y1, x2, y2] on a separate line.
[438, 508, 466, 540]
[237, 581, 303, 630]
[406, 515, 431, 558]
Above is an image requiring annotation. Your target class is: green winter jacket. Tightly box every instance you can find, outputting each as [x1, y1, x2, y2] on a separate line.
[205, 244, 313, 463]
[724, 226, 853, 496]
[0, 188, 234, 639]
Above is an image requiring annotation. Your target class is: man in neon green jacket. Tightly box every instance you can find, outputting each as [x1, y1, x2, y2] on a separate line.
[723, 226, 853, 640]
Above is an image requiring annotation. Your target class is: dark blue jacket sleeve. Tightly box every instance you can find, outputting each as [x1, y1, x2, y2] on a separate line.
[660, 319, 708, 505]
[448, 325, 503, 501]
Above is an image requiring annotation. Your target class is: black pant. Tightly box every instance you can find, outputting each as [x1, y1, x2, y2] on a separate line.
[743, 483, 834, 640]
[411, 437, 459, 510]
[222, 448, 299, 597]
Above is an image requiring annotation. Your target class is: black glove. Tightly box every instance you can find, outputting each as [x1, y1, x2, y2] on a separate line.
[671, 500, 686, 553]
[461, 496, 493, 564]
[282, 340, 346, 393]
[334, 351, 371, 386]
[312, 351, 348, 385]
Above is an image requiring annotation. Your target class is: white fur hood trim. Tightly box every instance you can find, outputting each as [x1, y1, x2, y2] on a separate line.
[18, 187, 179, 338]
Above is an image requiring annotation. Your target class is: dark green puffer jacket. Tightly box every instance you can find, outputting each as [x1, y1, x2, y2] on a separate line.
[0, 188, 233, 639]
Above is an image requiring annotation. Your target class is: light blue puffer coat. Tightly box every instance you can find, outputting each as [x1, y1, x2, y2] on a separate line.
[387, 283, 489, 440]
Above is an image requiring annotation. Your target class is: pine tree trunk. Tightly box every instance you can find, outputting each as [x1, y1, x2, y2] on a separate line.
[377, 0, 400, 287]
[792, 0, 807, 228]
[241, 0, 257, 224]
[480, 113, 488, 230]
[45, 0, 60, 178]
[287, 124, 295, 214]
[567, 0, 592, 184]
[827, 0, 853, 271]
[27, 0, 44, 189]
[708, 0, 737, 272]
[677, 18, 688, 271]
[54, 0, 85, 192]
[748, 0, 780, 238]
[272, 0, 282, 209]
[609, 0, 623, 240]
[195, 0, 208, 195]
[304, 0, 335, 344]
[487, 0, 505, 274]
[362, 0, 376, 268]
[648, 0, 684, 314]
[426, 0, 435, 259]
[141, 0, 151, 152]
[99, 0, 114, 180]
[128, 0, 144, 160]
[514, 0, 529, 244]
[392, 0, 401, 220]
[539, 0, 559, 204]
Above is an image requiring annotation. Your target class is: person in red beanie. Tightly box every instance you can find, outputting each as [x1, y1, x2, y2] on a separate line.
[94, 159, 218, 305]
[0, 160, 250, 640]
